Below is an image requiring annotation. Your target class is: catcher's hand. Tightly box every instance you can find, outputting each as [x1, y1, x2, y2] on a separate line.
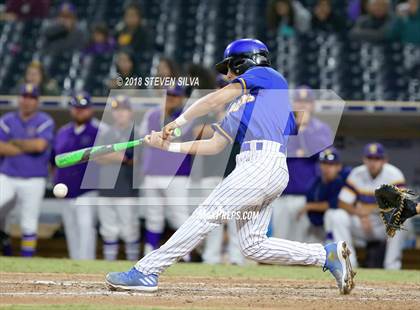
[374, 184, 419, 237]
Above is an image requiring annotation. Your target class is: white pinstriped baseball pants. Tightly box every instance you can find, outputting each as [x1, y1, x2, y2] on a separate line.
[136, 141, 327, 275]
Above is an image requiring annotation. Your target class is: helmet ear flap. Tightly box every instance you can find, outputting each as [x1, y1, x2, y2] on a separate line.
[252, 53, 270, 66]
[228, 57, 256, 75]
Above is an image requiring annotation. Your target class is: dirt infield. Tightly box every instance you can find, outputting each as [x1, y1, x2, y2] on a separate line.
[0, 272, 419, 309]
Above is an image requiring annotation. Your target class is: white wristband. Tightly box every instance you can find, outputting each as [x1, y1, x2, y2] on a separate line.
[168, 143, 182, 153]
[174, 114, 188, 127]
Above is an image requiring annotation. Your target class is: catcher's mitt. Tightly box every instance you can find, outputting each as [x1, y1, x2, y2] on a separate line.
[374, 184, 419, 237]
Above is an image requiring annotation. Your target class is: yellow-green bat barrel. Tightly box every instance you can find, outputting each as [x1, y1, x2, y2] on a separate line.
[54, 128, 181, 168]
[55, 140, 142, 168]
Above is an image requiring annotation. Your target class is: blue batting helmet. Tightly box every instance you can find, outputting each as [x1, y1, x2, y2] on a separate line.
[215, 38, 270, 75]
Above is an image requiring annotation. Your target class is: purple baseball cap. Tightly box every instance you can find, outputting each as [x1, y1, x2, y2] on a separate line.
[166, 84, 185, 97]
[69, 91, 92, 108]
[293, 85, 315, 102]
[110, 95, 131, 110]
[20, 83, 40, 98]
[364, 142, 386, 159]
[319, 147, 341, 163]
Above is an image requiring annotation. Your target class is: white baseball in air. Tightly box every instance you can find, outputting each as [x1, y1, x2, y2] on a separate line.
[53, 183, 68, 198]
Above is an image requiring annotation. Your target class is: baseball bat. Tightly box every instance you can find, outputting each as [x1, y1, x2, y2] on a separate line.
[55, 127, 181, 168]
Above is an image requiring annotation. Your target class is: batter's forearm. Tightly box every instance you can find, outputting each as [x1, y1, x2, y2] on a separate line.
[11, 138, 48, 153]
[0, 141, 23, 156]
[168, 132, 228, 155]
[180, 84, 242, 123]
[177, 140, 223, 155]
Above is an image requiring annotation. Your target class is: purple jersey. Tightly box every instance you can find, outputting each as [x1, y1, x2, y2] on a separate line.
[284, 118, 333, 195]
[0, 111, 54, 178]
[53, 119, 100, 198]
[140, 108, 191, 176]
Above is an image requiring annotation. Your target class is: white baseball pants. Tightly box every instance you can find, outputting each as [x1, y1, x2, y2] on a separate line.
[142, 176, 190, 233]
[61, 191, 97, 260]
[0, 173, 46, 235]
[201, 176, 244, 265]
[97, 197, 140, 243]
[136, 142, 327, 275]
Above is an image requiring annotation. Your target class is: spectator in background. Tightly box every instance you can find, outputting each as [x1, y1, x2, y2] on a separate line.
[139, 85, 192, 259]
[0, 84, 54, 257]
[156, 57, 181, 80]
[2, 0, 50, 21]
[186, 64, 216, 90]
[53, 92, 100, 260]
[108, 49, 139, 89]
[296, 148, 351, 243]
[96, 96, 140, 261]
[349, 0, 391, 43]
[42, 2, 87, 56]
[83, 23, 116, 56]
[115, 3, 152, 56]
[270, 86, 333, 242]
[14, 60, 60, 96]
[324, 143, 411, 269]
[348, 0, 370, 22]
[387, 0, 420, 45]
[311, 0, 347, 33]
[266, 0, 311, 37]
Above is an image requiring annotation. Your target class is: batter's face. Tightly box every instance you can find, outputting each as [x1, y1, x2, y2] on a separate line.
[363, 157, 386, 178]
[71, 107, 94, 125]
[320, 162, 342, 182]
[226, 68, 238, 81]
[19, 96, 39, 117]
[112, 108, 132, 127]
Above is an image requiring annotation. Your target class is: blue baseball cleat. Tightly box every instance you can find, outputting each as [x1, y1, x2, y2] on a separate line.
[323, 241, 355, 294]
[106, 267, 158, 292]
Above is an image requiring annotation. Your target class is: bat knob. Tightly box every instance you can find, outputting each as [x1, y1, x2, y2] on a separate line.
[173, 128, 182, 137]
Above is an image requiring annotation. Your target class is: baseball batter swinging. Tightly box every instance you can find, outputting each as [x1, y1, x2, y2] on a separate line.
[106, 39, 356, 294]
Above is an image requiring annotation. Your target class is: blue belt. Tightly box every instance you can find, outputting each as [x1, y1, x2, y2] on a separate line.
[240, 141, 286, 153]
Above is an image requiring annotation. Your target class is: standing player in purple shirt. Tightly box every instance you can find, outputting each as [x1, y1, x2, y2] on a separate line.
[0, 84, 54, 257]
[271, 86, 333, 242]
[106, 39, 355, 294]
[52, 92, 100, 260]
[97, 96, 140, 261]
[139, 85, 192, 257]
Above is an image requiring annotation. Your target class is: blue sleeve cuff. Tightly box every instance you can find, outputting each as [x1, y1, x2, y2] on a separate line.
[211, 123, 233, 144]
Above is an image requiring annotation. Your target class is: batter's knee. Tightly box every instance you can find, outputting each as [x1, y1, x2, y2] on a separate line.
[239, 241, 265, 261]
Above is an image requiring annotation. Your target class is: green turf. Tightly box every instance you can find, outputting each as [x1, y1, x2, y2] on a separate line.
[0, 257, 419, 283]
